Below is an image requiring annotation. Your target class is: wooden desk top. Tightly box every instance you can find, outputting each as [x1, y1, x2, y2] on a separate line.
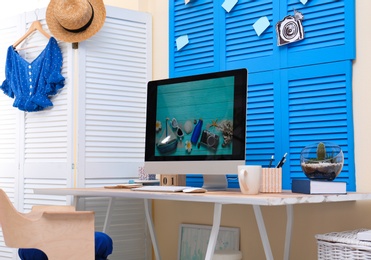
[33, 187, 371, 206]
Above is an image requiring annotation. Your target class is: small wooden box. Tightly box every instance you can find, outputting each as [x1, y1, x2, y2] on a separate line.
[260, 168, 282, 193]
[160, 174, 186, 186]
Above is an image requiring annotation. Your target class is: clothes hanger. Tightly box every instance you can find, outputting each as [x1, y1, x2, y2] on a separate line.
[12, 9, 51, 49]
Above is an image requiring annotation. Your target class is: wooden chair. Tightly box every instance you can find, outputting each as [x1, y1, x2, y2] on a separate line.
[0, 189, 95, 260]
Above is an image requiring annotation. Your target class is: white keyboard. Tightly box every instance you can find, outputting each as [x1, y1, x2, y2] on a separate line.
[132, 185, 190, 192]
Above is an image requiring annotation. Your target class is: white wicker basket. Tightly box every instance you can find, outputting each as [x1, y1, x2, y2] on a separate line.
[316, 229, 371, 259]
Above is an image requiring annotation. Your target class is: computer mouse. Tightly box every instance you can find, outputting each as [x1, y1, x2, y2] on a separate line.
[182, 187, 207, 193]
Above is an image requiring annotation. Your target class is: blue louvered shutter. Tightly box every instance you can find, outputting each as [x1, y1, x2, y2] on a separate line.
[224, 0, 279, 72]
[169, 0, 219, 77]
[170, 0, 355, 75]
[281, 0, 355, 68]
[245, 70, 276, 166]
[246, 61, 355, 191]
[170, 0, 356, 190]
[280, 61, 355, 190]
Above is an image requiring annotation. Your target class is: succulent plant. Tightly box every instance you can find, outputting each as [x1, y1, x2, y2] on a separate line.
[307, 142, 330, 163]
[316, 142, 326, 161]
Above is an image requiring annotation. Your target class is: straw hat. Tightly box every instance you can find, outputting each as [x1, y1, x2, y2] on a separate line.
[46, 0, 106, 43]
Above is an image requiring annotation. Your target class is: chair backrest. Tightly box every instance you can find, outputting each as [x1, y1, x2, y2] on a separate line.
[0, 189, 28, 245]
[0, 189, 96, 260]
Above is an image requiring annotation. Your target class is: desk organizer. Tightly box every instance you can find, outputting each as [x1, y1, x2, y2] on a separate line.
[260, 168, 282, 193]
[316, 229, 371, 259]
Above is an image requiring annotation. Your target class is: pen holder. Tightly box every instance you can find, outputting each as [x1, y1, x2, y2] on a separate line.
[260, 168, 282, 193]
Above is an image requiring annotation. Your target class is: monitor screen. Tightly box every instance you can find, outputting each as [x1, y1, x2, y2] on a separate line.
[144, 69, 248, 189]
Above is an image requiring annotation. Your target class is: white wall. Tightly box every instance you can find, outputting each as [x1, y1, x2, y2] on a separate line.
[0, 0, 49, 19]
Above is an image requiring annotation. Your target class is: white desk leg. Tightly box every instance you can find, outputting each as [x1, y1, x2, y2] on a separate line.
[283, 205, 293, 260]
[103, 197, 116, 233]
[72, 196, 80, 209]
[253, 205, 274, 260]
[204, 203, 223, 260]
[144, 199, 161, 260]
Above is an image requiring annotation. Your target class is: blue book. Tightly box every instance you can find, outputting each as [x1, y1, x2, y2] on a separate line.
[291, 179, 346, 194]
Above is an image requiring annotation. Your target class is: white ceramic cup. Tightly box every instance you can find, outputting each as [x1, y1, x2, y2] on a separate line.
[238, 165, 262, 195]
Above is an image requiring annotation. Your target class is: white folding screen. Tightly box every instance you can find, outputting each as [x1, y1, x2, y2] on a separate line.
[77, 5, 151, 186]
[0, 13, 21, 260]
[76, 6, 152, 260]
[18, 11, 74, 212]
[0, 6, 152, 260]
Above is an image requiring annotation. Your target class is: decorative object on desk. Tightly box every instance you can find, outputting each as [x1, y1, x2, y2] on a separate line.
[291, 179, 346, 194]
[138, 166, 146, 180]
[178, 224, 240, 260]
[260, 168, 282, 193]
[160, 174, 186, 186]
[237, 165, 262, 195]
[300, 141, 344, 181]
[138, 166, 156, 180]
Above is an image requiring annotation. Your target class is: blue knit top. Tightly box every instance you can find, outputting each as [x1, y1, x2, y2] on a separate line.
[0, 37, 65, 112]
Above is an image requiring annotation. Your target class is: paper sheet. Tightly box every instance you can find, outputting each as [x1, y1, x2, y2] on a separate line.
[176, 35, 189, 51]
[253, 16, 270, 36]
[222, 0, 238, 13]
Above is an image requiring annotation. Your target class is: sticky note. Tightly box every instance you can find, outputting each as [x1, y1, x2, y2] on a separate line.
[176, 35, 189, 51]
[253, 16, 270, 36]
[222, 0, 238, 13]
[300, 0, 308, 5]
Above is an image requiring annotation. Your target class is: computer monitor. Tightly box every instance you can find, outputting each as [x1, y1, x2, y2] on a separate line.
[144, 68, 248, 190]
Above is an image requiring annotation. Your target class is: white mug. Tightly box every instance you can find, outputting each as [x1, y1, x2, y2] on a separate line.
[238, 165, 262, 195]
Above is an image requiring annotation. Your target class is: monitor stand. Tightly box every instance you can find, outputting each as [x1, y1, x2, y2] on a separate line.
[202, 175, 228, 191]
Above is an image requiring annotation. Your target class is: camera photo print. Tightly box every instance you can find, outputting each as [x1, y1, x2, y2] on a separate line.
[276, 10, 305, 46]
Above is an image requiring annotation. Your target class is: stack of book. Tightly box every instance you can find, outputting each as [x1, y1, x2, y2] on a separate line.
[291, 179, 346, 194]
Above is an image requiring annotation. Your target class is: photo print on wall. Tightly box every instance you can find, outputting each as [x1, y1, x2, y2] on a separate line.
[276, 10, 305, 46]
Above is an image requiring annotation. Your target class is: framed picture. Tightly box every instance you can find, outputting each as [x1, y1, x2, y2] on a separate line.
[178, 223, 240, 260]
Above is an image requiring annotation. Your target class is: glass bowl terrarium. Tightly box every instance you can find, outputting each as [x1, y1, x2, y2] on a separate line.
[300, 142, 344, 181]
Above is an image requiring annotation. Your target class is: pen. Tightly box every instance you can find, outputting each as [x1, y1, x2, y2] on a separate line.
[276, 153, 287, 168]
[268, 155, 274, 168]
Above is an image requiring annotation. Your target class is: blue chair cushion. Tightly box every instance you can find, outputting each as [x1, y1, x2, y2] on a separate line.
[18, 231, 113, 260]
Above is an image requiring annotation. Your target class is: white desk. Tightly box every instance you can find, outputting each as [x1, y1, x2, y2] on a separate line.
[33, 188, 371, 260]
